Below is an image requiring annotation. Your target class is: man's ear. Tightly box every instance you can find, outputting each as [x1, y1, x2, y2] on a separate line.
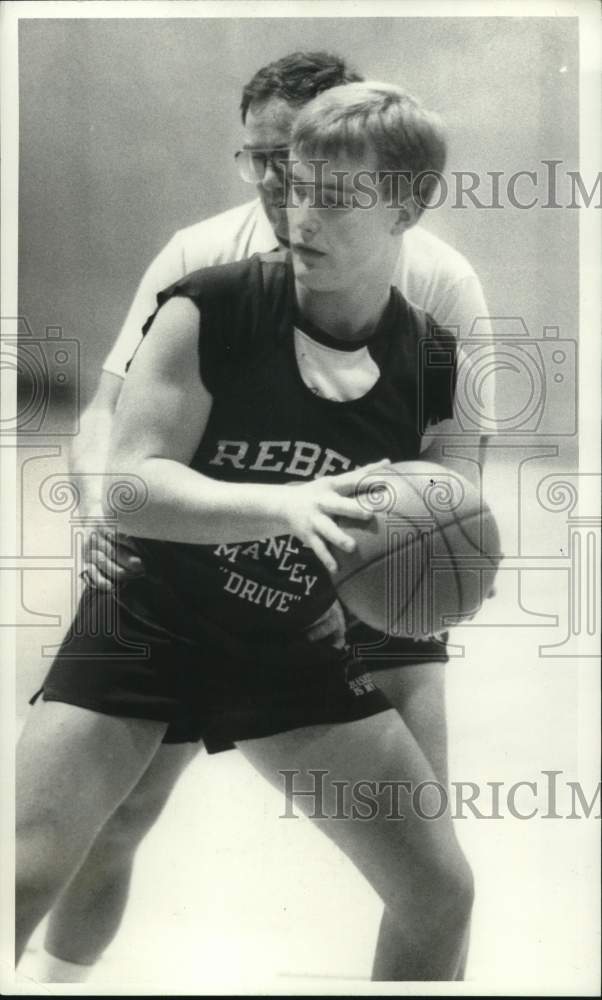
[391, 196, 420, 234]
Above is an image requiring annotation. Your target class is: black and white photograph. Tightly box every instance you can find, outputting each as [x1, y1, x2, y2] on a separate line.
[1, 0, 600, 994]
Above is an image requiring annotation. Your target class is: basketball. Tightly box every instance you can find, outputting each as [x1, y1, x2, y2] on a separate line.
[333, 461, 502, 638]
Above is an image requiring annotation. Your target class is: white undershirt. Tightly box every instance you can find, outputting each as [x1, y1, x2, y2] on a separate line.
[294, 327, 381, 403]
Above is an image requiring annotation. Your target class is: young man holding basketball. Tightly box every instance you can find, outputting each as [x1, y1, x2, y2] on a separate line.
[17, 81, 483, 983]
[18, 54, 494, 982]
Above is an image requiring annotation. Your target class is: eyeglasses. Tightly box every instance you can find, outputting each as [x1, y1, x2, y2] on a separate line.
[234, 146, 291, 184]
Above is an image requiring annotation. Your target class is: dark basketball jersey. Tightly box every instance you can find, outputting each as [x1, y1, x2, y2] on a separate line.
[119, 253, 456, 657]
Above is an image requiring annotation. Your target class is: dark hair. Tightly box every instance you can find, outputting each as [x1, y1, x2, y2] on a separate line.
[292, 82, 447, 214]
[240, 51, 364, 123]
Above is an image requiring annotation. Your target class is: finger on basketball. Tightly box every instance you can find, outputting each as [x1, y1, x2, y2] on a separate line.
[330, 459, 391, 494]
[309, 534, 338, 574]
[360, 458, 393, 472]
[321, 495, 373, 521]
[314, 513, 356, 554]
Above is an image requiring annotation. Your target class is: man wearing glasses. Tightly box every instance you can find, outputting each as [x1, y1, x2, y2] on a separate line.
[20, 52, 493, 982]
[84, 50, 491, 591]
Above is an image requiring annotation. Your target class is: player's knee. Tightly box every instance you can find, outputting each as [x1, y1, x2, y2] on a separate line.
[98, 784, 171, 853]
[391, 833, 473, 933]
[17, 817, 80, 904]
[431, 849, 475, 928]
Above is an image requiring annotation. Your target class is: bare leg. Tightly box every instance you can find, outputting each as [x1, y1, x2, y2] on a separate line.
[371, 661, 449, 784]
[16, 699, 169, 963]
[237, 709, 474, 982]
[43, 742, 198, 966]
[371, 661, 471, 980]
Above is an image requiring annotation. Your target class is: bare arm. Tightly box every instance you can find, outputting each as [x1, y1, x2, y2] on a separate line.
[109, 296, 383, 572]
[70, 370, 123, 507]
[108, 296, 290, 543]
[68, 370, 145, 587]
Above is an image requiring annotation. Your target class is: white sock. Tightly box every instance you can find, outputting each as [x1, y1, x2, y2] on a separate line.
[36, 949, 95, 983]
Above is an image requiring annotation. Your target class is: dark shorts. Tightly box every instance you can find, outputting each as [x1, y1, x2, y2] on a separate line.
[346, 617, 449, 668]
[32, 587, 398, 752]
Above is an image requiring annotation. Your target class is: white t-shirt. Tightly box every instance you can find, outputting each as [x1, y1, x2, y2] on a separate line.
[104, 199, 495, 432]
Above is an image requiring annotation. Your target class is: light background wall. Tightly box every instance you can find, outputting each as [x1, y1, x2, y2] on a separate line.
[19, 16, 579, 427]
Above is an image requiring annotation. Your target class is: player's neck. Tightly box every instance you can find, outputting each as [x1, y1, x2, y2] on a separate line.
[295, 279, 392, 343]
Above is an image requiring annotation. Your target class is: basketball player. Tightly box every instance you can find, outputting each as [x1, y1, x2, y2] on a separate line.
[17, 82, 481, 982]
[17, 58, 493, 982]
[80, 51, 491, 591]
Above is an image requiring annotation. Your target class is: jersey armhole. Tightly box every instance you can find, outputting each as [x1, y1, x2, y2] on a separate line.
[414, 310, 458, 429]
[132, 255, 276, 395]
